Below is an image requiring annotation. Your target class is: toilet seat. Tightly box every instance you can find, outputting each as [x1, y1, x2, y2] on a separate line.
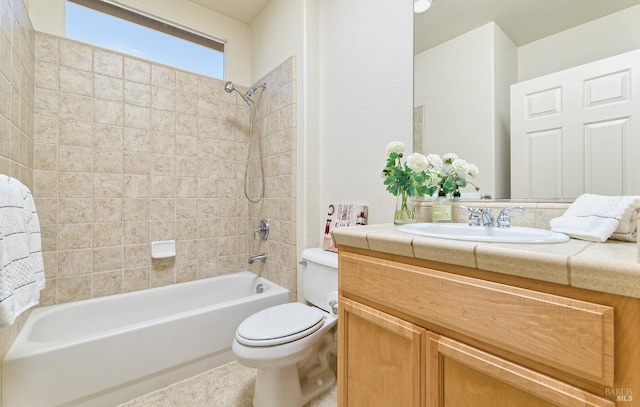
[236, 302, 326, 347]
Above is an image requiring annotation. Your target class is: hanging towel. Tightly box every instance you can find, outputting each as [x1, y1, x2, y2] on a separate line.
[0, 175, 45, 326]
[550, 194, 640, 242]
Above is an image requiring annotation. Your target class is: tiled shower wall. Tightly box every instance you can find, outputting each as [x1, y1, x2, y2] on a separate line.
[0, 0, 34, 400]
[32, 32, 297, 305]
[0, 0, 34, 186]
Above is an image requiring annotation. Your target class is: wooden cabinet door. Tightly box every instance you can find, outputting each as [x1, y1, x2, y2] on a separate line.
[338, 296, 425, 407]
[426, 333, 614, 407]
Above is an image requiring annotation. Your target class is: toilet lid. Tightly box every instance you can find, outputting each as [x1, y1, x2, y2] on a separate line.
[236, 302, 325, 347]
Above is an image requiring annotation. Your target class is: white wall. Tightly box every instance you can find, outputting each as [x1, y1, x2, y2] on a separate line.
[27, 0, 252, 85]
[318, 0, 414, 227]
[415, 23, 515, 198]
[518, 5, 640, 81]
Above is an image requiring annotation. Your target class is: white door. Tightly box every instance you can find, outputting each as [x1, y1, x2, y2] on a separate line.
[511, 50, 640, 199]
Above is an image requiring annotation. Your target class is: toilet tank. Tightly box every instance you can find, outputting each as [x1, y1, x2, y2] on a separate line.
[301, 248, 338, 313]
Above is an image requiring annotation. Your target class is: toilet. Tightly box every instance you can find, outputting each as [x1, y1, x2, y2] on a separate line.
[232, 248, 338, 407]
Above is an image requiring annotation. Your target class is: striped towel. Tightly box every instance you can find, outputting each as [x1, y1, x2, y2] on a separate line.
[0, 175, 45, 326]
[550, 194, 640, 242]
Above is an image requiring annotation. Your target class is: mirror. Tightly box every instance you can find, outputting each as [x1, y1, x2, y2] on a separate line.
[413, 0, 640, 199]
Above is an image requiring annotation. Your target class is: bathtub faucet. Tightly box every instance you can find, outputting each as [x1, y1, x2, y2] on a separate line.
[249, 254, 267, 264]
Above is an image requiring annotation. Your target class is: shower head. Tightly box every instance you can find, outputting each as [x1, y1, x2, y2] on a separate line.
[224, 81, 252, 104]
[224, 81, 266, 105]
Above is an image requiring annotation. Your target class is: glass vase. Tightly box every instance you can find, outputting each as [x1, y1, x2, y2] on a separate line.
[394, 191, 416, 224]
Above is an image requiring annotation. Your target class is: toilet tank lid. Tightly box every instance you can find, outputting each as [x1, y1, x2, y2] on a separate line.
[302, 248, 338, 269]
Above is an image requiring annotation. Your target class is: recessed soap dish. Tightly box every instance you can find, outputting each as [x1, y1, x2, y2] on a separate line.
[151, 240, 176, 259]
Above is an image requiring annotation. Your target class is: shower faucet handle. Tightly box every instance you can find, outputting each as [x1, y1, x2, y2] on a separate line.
[253, 218, 270, 240]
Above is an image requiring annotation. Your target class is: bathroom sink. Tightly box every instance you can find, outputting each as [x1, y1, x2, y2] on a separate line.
[398, 223, 570, 244]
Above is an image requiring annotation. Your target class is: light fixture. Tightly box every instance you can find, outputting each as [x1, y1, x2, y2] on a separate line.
[414, 0, 432, 14]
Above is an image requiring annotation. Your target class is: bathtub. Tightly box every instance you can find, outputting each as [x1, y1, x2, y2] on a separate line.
[3, 271, 289, 407]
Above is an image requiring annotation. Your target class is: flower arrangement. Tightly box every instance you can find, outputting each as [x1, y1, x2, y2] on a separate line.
[426, 152, 480, 196]
[382, 141, 480, 223]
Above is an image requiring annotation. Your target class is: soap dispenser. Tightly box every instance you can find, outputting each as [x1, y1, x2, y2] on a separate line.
[432, 190, 452, 223]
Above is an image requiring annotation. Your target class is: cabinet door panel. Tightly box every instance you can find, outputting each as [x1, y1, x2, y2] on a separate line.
[338, 297, 425, 407]
[427, 333, 613, 407]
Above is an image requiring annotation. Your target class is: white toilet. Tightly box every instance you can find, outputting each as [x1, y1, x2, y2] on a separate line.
[232, 248, 338, 407]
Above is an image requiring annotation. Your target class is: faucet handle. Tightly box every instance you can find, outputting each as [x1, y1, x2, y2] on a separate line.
[253, 218, 270, 240]
[497, 206, 525, 228]
[458, 206, 483, 226]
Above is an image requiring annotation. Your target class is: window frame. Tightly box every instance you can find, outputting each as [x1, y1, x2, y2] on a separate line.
[66, 0, 225, 54]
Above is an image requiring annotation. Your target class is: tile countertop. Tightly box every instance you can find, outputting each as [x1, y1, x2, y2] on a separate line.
[331, 223, 640, 300]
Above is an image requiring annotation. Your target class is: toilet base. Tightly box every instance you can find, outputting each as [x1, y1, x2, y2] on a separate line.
[252, 331, 335, 407]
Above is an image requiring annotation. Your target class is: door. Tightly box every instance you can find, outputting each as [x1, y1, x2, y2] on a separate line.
[511, 50, 640, 199]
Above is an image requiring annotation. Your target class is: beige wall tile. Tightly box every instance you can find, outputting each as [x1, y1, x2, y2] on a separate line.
[59, 39, 92, 71]
[124, 57, 150, 84]
[59, 119, 93, 147]
[58, 249, 92, 277]
[94, 49, 123, 78]
[94, 99, 124, 126]
[151, 65, 174, 89]
[95, 74, 124, 102]
[58, 275, 92, 303]
[93, 222, 123, 247]
[34, 116, 58, 143]
[93, 124, 123, 149]
[35, 33, 58, 64]
[93, 173, 123, 198]
[125, 81, 151, 107]
[58, 198, 93, 223]
[60, 66, 93, 96]
[93, 270, 123, 298]
[57, 223, 93, 250]
[123, 267, 151, 292]
[33, 170, 58, 197]
[94, 198, 123, 223]
[124, 244, 150, 269]
[124, 221, 149, 245]
[58, 172, 92, 197]
[93, 246, 123, 272]
[94, 148, 123, 173]
[59, 93, 92, 121]
[34, 143, 59, 172]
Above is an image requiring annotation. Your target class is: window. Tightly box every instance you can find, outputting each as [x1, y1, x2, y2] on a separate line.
[65, 0, 225, 79]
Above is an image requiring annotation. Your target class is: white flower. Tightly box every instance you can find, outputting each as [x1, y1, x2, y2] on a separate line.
[406, 153, 429, 173]
[386, 141, 405, 155]
[426, 154, 443, 171]
[442, 153, 458, 163]
[452, 159, 469, 175]
[468, 163, 479, 177]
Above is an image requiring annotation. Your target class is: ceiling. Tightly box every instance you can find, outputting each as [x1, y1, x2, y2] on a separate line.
[188, 0, 640, 54]
[187, 0, 270, 25]
[414, 0, 640, 54]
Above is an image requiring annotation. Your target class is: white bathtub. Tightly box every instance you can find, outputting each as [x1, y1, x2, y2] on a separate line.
[3, 271, 289, 407]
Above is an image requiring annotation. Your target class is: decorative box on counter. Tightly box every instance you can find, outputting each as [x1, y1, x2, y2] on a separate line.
[322, 204, 368, 252]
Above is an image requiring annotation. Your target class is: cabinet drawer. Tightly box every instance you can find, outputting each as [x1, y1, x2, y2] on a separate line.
[339, 251, 614, 386]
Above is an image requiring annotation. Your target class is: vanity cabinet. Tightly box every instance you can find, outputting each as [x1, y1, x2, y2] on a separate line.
[337, 248, 639, 407]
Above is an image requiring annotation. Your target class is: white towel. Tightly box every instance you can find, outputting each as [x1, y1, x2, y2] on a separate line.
[550, 194, 640, 242]
[0, 176, 45, 326]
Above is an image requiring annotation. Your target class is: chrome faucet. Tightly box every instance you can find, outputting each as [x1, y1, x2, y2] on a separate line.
[458, 206, 494, 227]
[496, 206, 525, 228]
[248, 253, 267, 264]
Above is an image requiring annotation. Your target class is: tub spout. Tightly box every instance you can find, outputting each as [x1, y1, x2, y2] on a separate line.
[249, 254, 267, 264]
